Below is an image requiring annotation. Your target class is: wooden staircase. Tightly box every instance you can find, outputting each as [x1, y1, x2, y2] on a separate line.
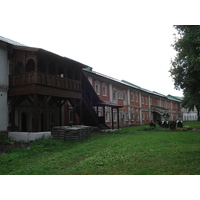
[73, 71, 111, 129]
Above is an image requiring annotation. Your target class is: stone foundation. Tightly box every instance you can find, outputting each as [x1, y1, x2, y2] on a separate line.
[8, 132, 51, 142]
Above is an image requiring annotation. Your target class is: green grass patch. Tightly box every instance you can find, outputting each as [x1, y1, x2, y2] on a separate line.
[184, 121, 200, 128]
[0, 124, 200, 175]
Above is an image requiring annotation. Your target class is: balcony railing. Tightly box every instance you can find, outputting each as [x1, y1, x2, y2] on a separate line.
[9, 72, 81, 91]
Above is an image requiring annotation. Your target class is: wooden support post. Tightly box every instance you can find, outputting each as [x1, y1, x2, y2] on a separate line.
[79, 99, 82, 125]
[97, 106, 99, 116]
[117, 108, 120, 129]
[10, 96, 21, 131]
[11, 103, 16, 131]
[33, 94, 38, 132]
[111, 107, 114, 130]
[58, 99, 62, 126]
[103, 106, 105, 117]
[73, 99, 76, 125]
[43, 95, 47, 131]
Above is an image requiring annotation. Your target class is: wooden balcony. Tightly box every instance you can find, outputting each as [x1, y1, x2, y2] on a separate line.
[9, 72, 81, 90]
[9, 72, 82, 98]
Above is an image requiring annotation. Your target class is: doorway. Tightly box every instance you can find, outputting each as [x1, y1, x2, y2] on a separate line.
[153, 112, 161, 122]
[41, 113, 44, 131]
[21, 112, 27, 131]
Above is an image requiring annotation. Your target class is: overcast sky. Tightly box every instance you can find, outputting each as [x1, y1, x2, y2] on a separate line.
[1, 0, 199, 97]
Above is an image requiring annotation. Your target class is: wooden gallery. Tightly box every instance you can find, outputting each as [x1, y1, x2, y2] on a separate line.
[0, 36, 181, 135]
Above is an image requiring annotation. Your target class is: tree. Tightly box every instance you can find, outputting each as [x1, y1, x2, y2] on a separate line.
[170, 25, 200, 120]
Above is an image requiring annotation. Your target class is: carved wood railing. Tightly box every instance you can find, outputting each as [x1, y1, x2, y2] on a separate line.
[9, 72, 81, 91]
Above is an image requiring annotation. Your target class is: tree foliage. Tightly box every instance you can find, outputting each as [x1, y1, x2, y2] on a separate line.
[170, 25, 200, 118]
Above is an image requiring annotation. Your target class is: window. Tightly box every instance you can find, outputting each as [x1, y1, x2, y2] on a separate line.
[113, 91, 116, 101]
[123, 92, 126, 101]
[131, 108, 134, 121]
[136, 93, 138, 102]
[113, 88, 117, 102]
[142, 97, 144, 104]
[150, 98, 152, 105]
[146, 113, 148, 120]
[114, 111, 117, 122]
[120, 111, 123, 119]
[145, 97, 148, 105]
[118, 91, 122, 100]
[102, 83, 107, 96]
[126, 112, 129, 121]
[131, 92, 134, 102]
[98, 108, 101, 117]
[142, 113, 145, 120]
[95, 80, 100, 95]
[26, 59, 35, 72]
[105, 108, 110, 122]
[123, 91, 127, 105]
[136, 109, 139, 121]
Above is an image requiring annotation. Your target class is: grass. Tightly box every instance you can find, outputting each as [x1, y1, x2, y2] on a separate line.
[184, 121, 200, 128]
[0, 121, 200, 175]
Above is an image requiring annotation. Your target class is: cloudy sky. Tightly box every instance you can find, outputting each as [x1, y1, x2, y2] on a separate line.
[1, 0, 198, 97]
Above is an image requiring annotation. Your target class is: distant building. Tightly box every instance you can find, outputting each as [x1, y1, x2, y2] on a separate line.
[182, 107, 198, 121]
[175, 96, 198, 121]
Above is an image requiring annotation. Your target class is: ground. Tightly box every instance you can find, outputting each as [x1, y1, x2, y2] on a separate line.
[0, 138, 31, 155]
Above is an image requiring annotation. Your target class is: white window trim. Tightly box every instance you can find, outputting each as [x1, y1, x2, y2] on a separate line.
[141, 97, 144, 104]
[102, 83, 107, 96]
[136, 93, 138, 102]
[95, 80, 100, 95]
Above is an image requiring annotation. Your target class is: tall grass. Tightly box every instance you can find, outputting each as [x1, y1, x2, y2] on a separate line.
[0, 124, 200, 175]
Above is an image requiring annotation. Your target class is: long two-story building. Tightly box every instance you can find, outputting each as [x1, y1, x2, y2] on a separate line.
[0, 36, 181, 134]
[84, 67, 181, 128]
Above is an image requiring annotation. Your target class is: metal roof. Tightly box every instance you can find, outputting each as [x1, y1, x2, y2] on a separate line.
[167, 95, 182, 102]
[0, 35, 87, 68]
[0, 35, 26, 46]
[84, 68, 181, 102]
[121, 80, 141, 89]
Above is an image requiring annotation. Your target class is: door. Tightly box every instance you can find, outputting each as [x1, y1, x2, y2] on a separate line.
[21, 112, 27, 132]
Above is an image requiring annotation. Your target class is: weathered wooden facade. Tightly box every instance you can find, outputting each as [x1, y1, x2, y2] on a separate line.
[1, 38, 121, 132]
[8, 46, 86, 132]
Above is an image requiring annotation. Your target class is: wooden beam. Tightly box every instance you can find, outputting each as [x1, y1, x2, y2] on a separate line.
[58, 99, 62, 126]
[79, 99, 82, 125]
[33, 94, 39, 132]
[117, 108, 120, 129]
[111, 107, 114, 130]
[73, 99, 76, 125]
[43, 95, 48, 131]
